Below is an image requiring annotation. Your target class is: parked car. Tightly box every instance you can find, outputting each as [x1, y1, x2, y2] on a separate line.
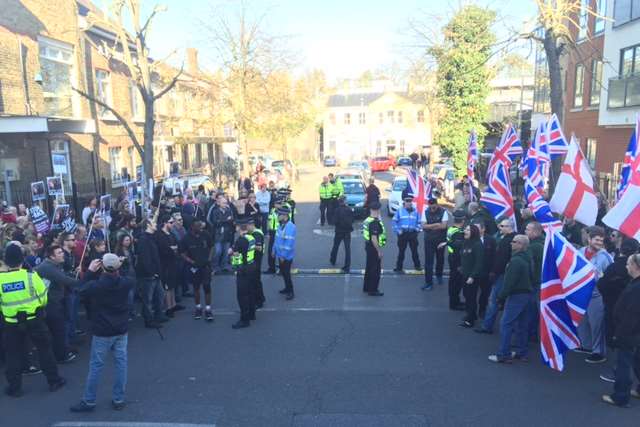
[271, 159, 299, 182]
[163, 175, 216, 196]
[369, 156, 395, 172]
[396, 156, 413, 168]
[346, 160, 371, 181]
[323, 155, 337, 167]
[385, 176, 408, 216]
[336, 169, 367, 182]
[341, 178, 368, 219]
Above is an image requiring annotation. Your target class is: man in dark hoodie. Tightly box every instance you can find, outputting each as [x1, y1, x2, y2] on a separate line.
[488, 234, 533, 363]
[70, 253, 135, 412]
[135, 219, 167, 328]
[525, 221, 545, 341]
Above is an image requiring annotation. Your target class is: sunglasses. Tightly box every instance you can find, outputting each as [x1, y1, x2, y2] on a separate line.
[65, 238, 76, 242]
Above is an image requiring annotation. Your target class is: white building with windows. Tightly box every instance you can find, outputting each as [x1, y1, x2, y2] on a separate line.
[322, 89, 432, 162]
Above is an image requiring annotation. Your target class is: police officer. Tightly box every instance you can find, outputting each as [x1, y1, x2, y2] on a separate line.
[438, 210, 466, 309]
[392, 196, 422, 272]
[362, 201, 385, 296]
[278, 188, 297, 223]
[319, 176, 332, 226]
[327, 173, 343, 225]
[274, 206, 296, 300]
[421, 197, 449, 290]
[264, 198, 283, 274]
[0, 244, 93, 396]
[247, 218, 266, 308]
[230, 217, 257, 329]
[330, 196, 353, 273]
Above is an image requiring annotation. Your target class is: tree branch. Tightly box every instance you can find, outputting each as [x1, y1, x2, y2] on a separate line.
[153, 65, 184, 101]
[72, 86, 144, 158]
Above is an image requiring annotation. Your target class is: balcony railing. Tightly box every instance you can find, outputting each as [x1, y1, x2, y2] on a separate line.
[607, 74, 640, 109]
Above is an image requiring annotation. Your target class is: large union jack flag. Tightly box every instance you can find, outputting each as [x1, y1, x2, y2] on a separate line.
[540, 230, 597, 371]
[615, 113, 640, 200]
[406, 169, 431, 215]
[481, 161, 515, 224]
[524, 178, 562, 231]
[546, 113, 569, 157]
[487, 124, 523, 177]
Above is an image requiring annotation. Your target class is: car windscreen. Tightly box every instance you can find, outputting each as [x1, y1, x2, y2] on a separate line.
[271, 161, 284, 167]
[348, 162, 364, 168]
[338, 174, 359, 180]
[398, 158, 412, 164]
[343, 181, 364, 194]
[392, 179, 408, 191]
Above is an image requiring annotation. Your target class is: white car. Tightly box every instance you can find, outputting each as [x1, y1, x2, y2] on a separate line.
[385, 176, 408, 217]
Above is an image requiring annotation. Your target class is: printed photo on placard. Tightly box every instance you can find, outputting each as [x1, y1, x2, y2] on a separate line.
[46, 176, 64, 197]
[99, 194, 112, 216]
[51, 204, 69, 230]
[31, 181, 46, 201]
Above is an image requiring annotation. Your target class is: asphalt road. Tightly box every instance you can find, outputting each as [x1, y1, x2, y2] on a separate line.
[2, 165, 638, 427]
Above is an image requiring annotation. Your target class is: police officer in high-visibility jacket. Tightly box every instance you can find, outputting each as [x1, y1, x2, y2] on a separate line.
[230, 217, 257, 329]
[264, 198, 283, 274]
[392, 196, 422, 272]
[274, 206, 296, 300]
[362, 201, 385, 296]
[438, 210, 466, 310]
[248, 218, 266, 309]
[319, 176, 332, 226]
[0, 245, 80, 396]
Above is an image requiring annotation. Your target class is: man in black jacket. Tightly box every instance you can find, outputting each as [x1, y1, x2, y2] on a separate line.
[472, 220, 496, 319]
[330, 196, 353, 273]
[476, 217, 516, 334]
[70, 253, 135, 412]
[207, 194, 234, 273]
[135, 219, 167, 328]
[180, 221, 214, 322]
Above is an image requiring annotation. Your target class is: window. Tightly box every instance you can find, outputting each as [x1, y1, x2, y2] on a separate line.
[329, 113, 336, 125]
[387, 110, 395, 123]
[376, 140, 382, 154]
[50, 140, 73, 193]
[399, 140, 406, 154]
[621, 45, 639, 76]
[573, 64, 585, 108]
[109, 147, 123, 183]
[207, 143, 215, 165]
[595, 0, 607, 33]
[38, 38, 74, 117]
[586, 138, 597, 169]
[578, 0, 588, 40]
[127, 146, 137, 180]
[344, 113, 351, 125]
[378, 112, 384, 124]
[614, 0, 640, 26]
[95, 70, 113, 118]
[590, 60, 603, 106]
[181, 145, 189, 169]
[397, 111, 403, 124]
[129, 81, 142, 120]
[417, 110, 425, 123]
[195, 144, 202, 168]
[224, 123, 234, 138]
[188, 144, 197, 169]
[167, 146, 174, 163]
[358, 112, 366, 125]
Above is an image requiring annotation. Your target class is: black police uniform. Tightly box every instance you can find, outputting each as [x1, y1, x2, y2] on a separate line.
[232, 233, 256, 324]
[251, 228, 266, 307]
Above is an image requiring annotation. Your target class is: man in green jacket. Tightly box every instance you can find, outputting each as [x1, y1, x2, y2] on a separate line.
[489, 234, 533, 363]
[525, 221, 545, 341]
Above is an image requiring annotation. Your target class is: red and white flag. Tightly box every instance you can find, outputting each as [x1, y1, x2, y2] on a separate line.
[603, 155, 640, 240]
[549, 136, 597, 226]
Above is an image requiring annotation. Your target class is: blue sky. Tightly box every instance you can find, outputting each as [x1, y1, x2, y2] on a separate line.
[122, 0, 539, 81]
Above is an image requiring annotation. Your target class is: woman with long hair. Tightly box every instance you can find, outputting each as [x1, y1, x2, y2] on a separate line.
[115, 234, 138, 320]
[460, 224, 484, 328]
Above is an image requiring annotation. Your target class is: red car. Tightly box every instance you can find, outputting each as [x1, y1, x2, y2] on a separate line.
[369, 155, 396, 172]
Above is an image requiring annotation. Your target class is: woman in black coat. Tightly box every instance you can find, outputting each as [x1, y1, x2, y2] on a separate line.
[460, 224, 484, 328]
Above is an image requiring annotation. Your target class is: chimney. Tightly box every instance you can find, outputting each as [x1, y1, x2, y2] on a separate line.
[186, 48, 199, 75]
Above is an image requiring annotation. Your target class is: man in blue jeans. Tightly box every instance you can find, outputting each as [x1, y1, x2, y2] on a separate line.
[488, 234, 533, 363]
[476, 217, 516, 334]
[71, 253, 135, 412]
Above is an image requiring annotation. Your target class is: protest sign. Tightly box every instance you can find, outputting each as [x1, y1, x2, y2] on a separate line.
[31, 181, 46, 202]
[28, 205, 50, 234]
[46, 176, 64, 197]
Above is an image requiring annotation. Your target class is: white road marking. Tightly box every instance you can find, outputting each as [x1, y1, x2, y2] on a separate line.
[53, 423, 215, 427]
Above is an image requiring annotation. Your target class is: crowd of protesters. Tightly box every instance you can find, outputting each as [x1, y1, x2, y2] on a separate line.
[0, 176, 291, 408]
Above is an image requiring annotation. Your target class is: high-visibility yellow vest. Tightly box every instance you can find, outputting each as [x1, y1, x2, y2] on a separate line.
[446, 226, 462, 254]
[319, 183, 332, 199]
[362, 217, 387, 247]
[0, 269, 49, 323]
[331, 179, 344, 197]
[268, 209, 278, 231]
[232, 234, 256, 267]
[252, 229, 264, 253]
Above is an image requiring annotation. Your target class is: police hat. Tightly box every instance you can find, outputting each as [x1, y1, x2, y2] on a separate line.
[4, 243, 24, 268]
[368, 201, 381, 210]
[277, 206, 291, 215]
[453, 209, 466, 220]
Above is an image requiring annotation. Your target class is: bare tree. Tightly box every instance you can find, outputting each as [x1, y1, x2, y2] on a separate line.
[73, 0, 182, 192]
[201, 0, 294, 174]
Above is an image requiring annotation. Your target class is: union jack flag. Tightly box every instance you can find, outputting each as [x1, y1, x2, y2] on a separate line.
[468, 130, 478, 201]
[406, 169, 431, 215]
[481, 161, 515, 224]
[546, 113, 569, 157]
[540, 230, 597, 371]
[524, 147, 545, 191]
[533, 121, 551, 184]
[616, 113, 640, 200]
[487, 124, 523, 177]
[524, 178, 562, 231]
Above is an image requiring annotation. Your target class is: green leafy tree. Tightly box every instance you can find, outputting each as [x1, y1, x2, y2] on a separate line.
[430, 5, 496, 175]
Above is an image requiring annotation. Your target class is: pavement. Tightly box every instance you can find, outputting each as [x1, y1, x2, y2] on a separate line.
[2, 165, 638, 427]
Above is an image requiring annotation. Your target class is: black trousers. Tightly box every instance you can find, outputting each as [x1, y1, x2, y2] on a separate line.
[279, 259, 294, 294]
[448, 258, 463, 308]
[267, 231, 276, 271]
[477, 276, 492, 318]
[254, 253, 265, 305]
[396, 232, 421, 269]
[3, 318, 61, 391]
[330, 231, 351, 269]
[363, 244, 381, 293]
[45, 303, 67, 361]
[327, 199, 338, 225]
[236, 272, 255, 321]
[424, 238, 445, 285]
[320, 199, 331, 225]
[463, 280, 479, 324]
